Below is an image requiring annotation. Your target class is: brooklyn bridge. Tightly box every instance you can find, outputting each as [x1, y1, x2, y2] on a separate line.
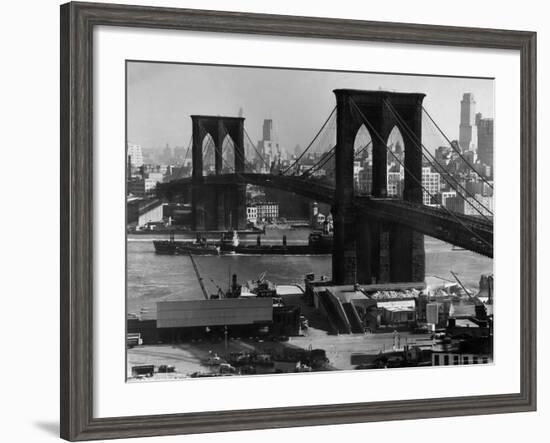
[157, 89, 493, 286]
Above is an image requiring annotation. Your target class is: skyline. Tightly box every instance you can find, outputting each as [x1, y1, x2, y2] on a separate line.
[127, 61, 494, 154]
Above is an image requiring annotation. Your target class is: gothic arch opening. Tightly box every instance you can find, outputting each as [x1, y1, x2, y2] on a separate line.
[386, 126, 405, 198]
[221, 133, 236, 173]
[353, 124, 373, 195]
[201, 133, 215, 176]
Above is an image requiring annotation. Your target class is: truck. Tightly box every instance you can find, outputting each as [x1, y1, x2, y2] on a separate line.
[131, 365, 155, 378]
[127, 333, 143, 348]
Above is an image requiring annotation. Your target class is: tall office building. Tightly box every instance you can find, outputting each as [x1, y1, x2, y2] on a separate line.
[262, 119, 273, 141]
[476, 114, 494, 169]
[258, 119, 283, 166]
[127, 142, 144, 168]
[459, 93, 477, 152]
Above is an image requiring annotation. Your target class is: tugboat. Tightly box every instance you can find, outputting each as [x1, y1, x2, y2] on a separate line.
[219, 230, 240, 253]
[245, 272, 277, 298]
[153, 232, 220, 255]
[307, 220, 333, 253]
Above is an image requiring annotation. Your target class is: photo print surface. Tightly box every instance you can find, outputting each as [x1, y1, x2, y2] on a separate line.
[125, 61, 494, 381]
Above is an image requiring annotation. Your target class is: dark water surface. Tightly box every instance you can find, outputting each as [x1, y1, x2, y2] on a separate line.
[127, 230, 493, 314]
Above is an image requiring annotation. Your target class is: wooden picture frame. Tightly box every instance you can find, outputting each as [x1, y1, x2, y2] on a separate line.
[60, 1, 536, 440]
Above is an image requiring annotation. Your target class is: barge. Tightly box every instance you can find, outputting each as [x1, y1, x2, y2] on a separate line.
[153, 232, 220, 255]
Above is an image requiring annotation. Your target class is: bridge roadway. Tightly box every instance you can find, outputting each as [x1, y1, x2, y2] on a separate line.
[158, 173, 493, 258]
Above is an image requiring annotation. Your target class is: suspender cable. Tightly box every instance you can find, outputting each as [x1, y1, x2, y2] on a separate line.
[349, 98, 492, 251]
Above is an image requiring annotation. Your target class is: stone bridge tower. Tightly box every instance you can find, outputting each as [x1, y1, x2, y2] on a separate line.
[332, 89, 426, 285]
[191, 115, 246, 231]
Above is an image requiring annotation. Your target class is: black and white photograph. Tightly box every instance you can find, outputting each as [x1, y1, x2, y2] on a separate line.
[126, 61, 494, 381]
[1, 0, 544, 440]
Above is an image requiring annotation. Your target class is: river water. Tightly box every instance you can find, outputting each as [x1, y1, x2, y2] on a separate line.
[127, 229, 493, 314]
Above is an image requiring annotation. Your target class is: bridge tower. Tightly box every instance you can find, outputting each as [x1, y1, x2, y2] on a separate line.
[191, 115, 246, 231]
[333, 90, 426, 285]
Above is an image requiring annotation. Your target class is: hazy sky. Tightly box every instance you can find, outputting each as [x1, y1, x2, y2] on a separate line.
[127, 61, 494, 153]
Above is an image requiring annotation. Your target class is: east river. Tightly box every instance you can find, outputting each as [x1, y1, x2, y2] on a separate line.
[127, 228, 493, 315]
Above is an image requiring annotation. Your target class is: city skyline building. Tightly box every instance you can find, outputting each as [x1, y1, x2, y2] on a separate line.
[477, 114, 494, 169]
[127, 142, 144, 168]
[128, 63, 494, 153]
[459, 93, 477, 152]
[422, 166, 441, 206]
[258, 118, 285, 167]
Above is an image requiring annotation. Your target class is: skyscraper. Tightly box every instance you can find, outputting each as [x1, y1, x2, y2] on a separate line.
[459, 93, 477, 152]
[258, 119, 282, 166]
[477, 115, 494, 170]
[262, 119, 273, 141]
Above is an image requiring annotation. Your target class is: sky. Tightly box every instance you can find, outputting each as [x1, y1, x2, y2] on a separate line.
[127, 61, 494, 154]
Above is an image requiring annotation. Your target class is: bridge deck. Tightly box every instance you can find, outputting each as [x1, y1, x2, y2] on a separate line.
[157, 173, 493, 257]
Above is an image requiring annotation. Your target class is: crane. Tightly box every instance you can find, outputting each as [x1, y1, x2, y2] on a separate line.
[450, 271, 482, 305]
[188, 252, 209, 300]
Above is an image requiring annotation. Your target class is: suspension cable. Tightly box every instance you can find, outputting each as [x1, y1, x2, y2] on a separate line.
[349, 98, 492, 250]
[384, 100, 492, 220]
[219, 126, 256, 173]
[281, 106, 336, 175]
[182, 134, 192, 165]
[300, 140, 372, 178]
[301, 146, 336, 177]
[384, 99, 492, 220]
[243, 127, 270, 172]
[423, 105, 493, 190]
[298, 117, 337, 176]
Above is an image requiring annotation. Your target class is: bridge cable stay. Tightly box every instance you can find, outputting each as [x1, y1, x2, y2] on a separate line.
[349, 98, 492, 250]
[423, 106, 493, 190]
[231, 136, 256, 173]
[215, 126, 255, 173]
[299, 141, 372, 178]
[220, 134, 247, 173]
[243, 127, 271, 172]
[182, 134, 193, 166]
[384, 101, 493, 221]
[351, 100, 492, 250]
[385, 99, 493, 215]
[204, 135, 252, 185]
[201, 133, 216, 174]
[287, 105, 336, 176]
[295, 112, 339, 177]
[385, 99, 492, 215]
[219, 126, 258, 173]
[211, 136, 251, 178]
[300, 145, 336, 177]
[383, 99, 493, 221]
[350, 98, 492, 249]
[305, 111, 339, 175]
[281, 105, 336, 175]
[300, 139, 372, 178]
[287, 110, 335, 177]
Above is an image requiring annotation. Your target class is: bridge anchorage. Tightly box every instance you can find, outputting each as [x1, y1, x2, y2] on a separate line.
[158, 89, 493, 286]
